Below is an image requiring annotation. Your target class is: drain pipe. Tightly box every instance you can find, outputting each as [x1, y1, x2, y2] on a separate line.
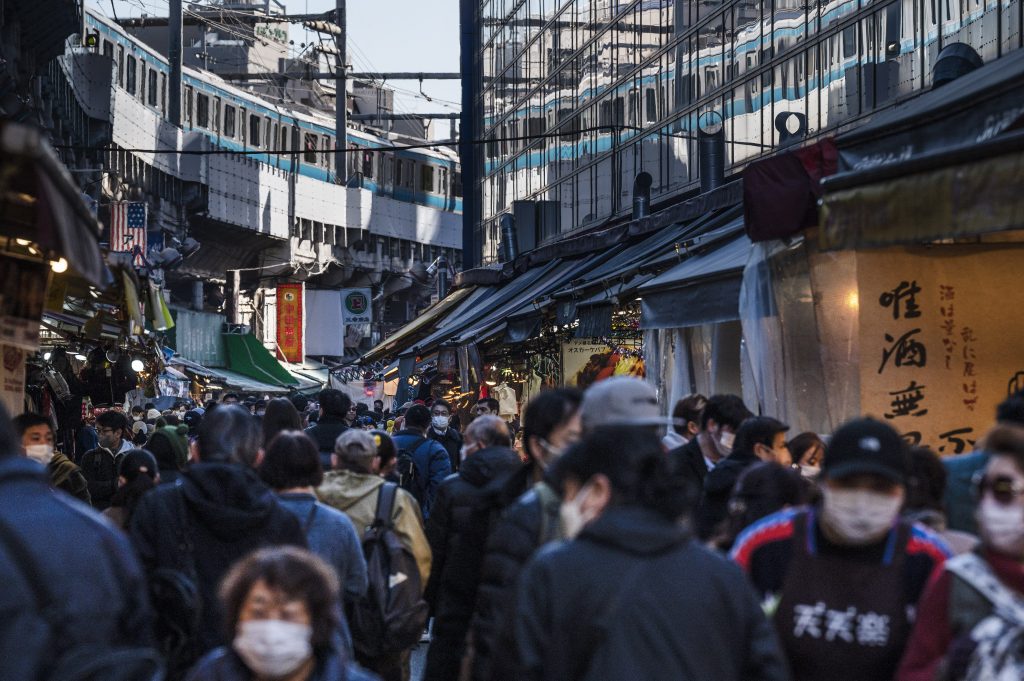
[632, 171, 653, 220]
[698, 114, 725, 194]
[499, 214, 518, 262]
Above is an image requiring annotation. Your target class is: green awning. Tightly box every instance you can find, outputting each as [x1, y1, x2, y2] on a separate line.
[223, 333, 298, 386]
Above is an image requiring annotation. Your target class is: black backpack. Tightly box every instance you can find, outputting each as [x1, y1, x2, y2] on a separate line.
[0, 517, 164, 681]
[349, 483, 429, 658]
[396, 437, 428, 506]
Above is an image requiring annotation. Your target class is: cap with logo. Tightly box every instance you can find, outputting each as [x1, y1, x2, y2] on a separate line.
[822, 417, 909, 484]
[579, 376, 678, 432]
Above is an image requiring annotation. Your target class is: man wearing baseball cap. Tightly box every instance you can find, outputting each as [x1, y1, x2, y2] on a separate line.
[730, 417, 951, 681]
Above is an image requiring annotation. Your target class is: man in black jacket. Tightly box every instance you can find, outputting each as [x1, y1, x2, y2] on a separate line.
[697, 416, 790, 541]
[305, 389, 352, 470]
[424, 415, 521, 681]
[80, 410, 134, 509]
[668, 394, 752, 499]
[130, 405, 306, 671]
[427, 398, 463, 472]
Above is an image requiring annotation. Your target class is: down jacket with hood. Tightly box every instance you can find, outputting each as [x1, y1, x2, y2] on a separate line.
[130, 462, 307, 654]
[422, 446, 523, 681]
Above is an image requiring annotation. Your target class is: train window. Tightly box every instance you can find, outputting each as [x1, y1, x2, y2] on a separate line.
[185, 86, 193, 125]
[439, 167, 448, 193]
[213, 97, 221, 133]
[323, 137, 333, 167]
[196, 93, 209, 128]
[224, 106, 236, 138]
[160, 73, 166, 112]
[280, 124, 289, 151]
[249, 114, 260, 147]
[264, 118, 272, 148]
[453, 171, 463, 197]
[138, 62, 146, 102]
[240, 108, 247, 144]
[125, 56, 136, 94]
[117, 45, 124, 87]
[421, 165, 435, 192]
[304, 133, 318, 163]
[362, 151, 373, 178]
[148, 69, 158, 107]
[395, 159, 404, 186]
[645, 89, 657, 122]
[103, 40, 113, 60]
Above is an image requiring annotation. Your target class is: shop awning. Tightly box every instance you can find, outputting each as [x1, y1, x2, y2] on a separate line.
[223, 333, 299, 386]
[639, 234, 752, 329]
[820, 128, 1024, 250]
[360, 286, 476, 364]
[1, 122, 106, 286]
[170, 356, 291, 394]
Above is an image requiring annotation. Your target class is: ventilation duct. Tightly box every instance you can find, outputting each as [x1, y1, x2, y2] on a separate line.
[698, 121, 726, 194]
[932, 42, 983, 89]
[632, 172, 653, 220]
[499, 214, 518, 262]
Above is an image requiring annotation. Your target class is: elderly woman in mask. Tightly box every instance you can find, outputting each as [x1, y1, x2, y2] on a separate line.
[186, 546, 376, 681]
[898, 425, 1024, 681]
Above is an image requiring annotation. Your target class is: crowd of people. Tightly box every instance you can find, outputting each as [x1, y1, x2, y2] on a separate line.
[3, 379, 1024, 681]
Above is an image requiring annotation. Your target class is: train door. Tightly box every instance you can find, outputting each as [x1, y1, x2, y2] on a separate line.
[382, 154, 395, 195]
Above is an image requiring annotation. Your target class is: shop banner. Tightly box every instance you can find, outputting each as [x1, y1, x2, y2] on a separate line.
[858, 246, 1024, 454]
[0, 256, 49, 350]
[0, 344, 26, 415]
[562, 339, 645, 389]
[277, 283, 304, 363]
[341, 288, 372, 347]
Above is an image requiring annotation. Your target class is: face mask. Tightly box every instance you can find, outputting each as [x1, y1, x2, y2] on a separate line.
[717, 430, 735, 457]
[233, 619, 312, 679]
[99, 432, 119, 449]
[432, 415, 450, 431]
[800, 464, 821, 479]
[820, 487, 902, 545]
[132, 415, 143, 422]
[559, 483, 595, 539]
[978, 497, 1024, 555]
[535, 438, 566, 469]
[26, 444, 54, 466]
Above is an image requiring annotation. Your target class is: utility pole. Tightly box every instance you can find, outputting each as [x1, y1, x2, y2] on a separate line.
[168, 0, 183, 126]
[334, 0, 347, 184]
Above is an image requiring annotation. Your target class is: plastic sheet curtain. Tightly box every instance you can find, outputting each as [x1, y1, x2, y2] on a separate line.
[646, 325, 743, 411]
[644, 329, 693, 408]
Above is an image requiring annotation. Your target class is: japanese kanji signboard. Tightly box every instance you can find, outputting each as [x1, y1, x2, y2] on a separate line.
[858, 245, 1024, 454]
[276, 283, 304, 363]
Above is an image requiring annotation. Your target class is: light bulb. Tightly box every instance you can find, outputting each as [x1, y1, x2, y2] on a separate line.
[50, 258, 68, 273]
[15, 238, 30, 246]
[131, 359, 145, 372]
[43, 352, 52, 361]
[74, 353, 87, 361]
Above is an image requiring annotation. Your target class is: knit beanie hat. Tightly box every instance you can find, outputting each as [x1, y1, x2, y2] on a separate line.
[148, 425, 190, 471]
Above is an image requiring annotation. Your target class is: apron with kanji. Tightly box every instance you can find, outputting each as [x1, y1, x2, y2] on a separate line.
[774, 511, 912, 681]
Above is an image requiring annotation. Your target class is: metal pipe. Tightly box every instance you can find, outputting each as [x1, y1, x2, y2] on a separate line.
[698, 126, 725, 194]
[168, 0, 182, 126]
[437, 254, 449, 299]
[459, 0, 480, 268]
[499, 214, 518, 262]
[334, 0, 347, 184]
[632, 171, 653, 220]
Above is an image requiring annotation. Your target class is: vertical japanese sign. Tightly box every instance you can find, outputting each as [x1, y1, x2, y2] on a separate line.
[858, 246, 1024, 454]
[341, 288, 372, 348]
[276, 283, 304, 363]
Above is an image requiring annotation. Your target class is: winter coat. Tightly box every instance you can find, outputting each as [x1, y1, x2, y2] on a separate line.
[391, 429, 453, 519]
[185, 646, 379, 681]
[428, 426, 463, 472]
[49, 451, 91, 504]
[470, 476, 563, 681]
[316, 469, 432, 586]
[423, 447, 522, 681]
[668, 437, 709, 500]
[0, 456, 153, 680]
[515, 506, 790, 681]
[80, 445, 126, 510]
[306, 416, 350, 470]
[697, 448, 761, 540]
[130, 462, 307, 654]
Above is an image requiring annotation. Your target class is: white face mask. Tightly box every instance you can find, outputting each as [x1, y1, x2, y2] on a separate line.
[978, 497, 1024, 555]
[800, 464, 821, 479]
[717, 430, 735, 456]
[820, 486, 902, 545]
[25, 444, 54, 466]
[233, 619, 312, 678]
[559, 483, 595, 539]
[432, 415, 450, 431]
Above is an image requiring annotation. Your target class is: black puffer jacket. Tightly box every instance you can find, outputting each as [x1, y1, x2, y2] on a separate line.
[515, 506, 790, 681]
[423, 446, 522, 681]
[697, 449, 760, 540]
[130, 462, 307, 655]
[470, 473, 562, 681]
[305, 416, 349, 470]
[428, 426, 464, 472]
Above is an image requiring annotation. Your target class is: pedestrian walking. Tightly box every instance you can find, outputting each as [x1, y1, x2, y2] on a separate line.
[661, 393, 706, 450]
[0, 405, 160, 681]
[103, 448, 160, 530]
[902, 446, 979, 555]
[185, 546, 378, 681]
[788, 432, 826, 480]
[515, 425, 789, 681]
[391, 404, 452, 519]
[898, 425, 1024, 680]
[424, 415, 522, 681]
[147, 423, 190, 485]
[12, 412, 90, 503]
[130, 404, 307, 678]
[262, 397, 304, 447]
[306, 389, 354, 471]
[427, 398, 463, 472]
[81, 409, 134, 509]
[667, 394, 752, 499]
[731, 418, 951, 681]
[719, 462, 806, 552]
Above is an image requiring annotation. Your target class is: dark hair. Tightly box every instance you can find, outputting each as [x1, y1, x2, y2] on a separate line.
[700, 394, 752, 431]
[196, 404, 262, 466]
[522, 388, 582, 463]
[96, 410, 129, 435]
[431, 399, 452, 413]
[220, 547, 339, 651]
[144, 402, 156, 411]
[905, 446, 947, 512]
[112, 449, 159, 519]
[371, 430, 396, 470]
[259, 430, 324, 489]
[477, 397, 500, 413]
[0, 403, 19, 459]
[557, 425, 690, 521]
[789, 432, 826, 465]
[996, 395, 1024, 427]
[131, 406, 144, 414]
[289, 394, 310, 413]
[318, 389, 352, 419]
[724, 462, 805, 549]
[262, 398, 303, 447]
[221, 393, 240, 403]
[983, 424, 1024, 473]
[671, 394, 707, 426]
[733, 417, 789, 458]
[373, 400, 384, 409]
[405, 404, 431, 430]
[12, 413, 53, 438]
[466, 415, 512, 449]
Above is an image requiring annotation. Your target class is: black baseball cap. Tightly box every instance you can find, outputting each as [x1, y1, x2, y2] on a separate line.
[823, 418, 909, 484]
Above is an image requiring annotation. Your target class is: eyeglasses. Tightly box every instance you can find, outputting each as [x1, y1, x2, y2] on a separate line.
[98, 427, 117, 435]
[973, 472, 1024, 505]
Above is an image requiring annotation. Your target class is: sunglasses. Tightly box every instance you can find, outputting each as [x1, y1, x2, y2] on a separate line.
[972, 471, 1024, 505]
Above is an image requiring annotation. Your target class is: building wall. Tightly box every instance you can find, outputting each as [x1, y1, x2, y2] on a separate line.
[476, 0, 1022, 262]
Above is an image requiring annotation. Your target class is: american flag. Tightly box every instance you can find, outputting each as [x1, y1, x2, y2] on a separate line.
[110, 202, 147, 266]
